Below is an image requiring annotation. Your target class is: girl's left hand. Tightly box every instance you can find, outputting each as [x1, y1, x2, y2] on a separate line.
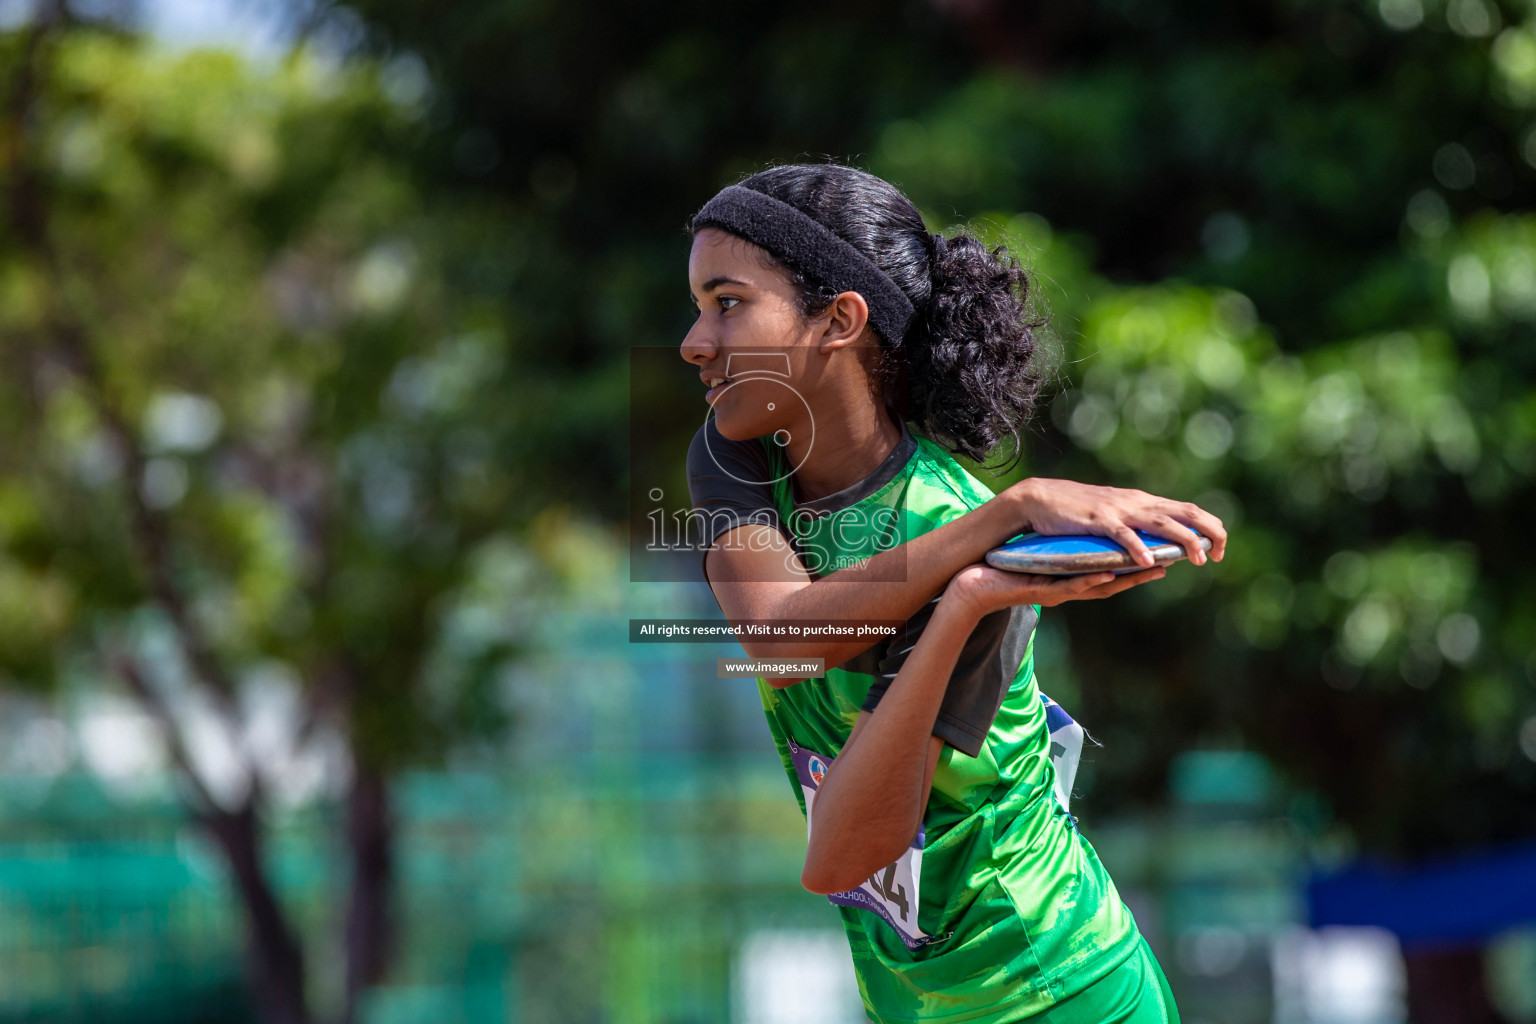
[944, 562, 1166, 619]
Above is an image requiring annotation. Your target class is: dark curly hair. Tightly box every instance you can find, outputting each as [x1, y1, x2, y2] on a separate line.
[717, 163, 1048, 468]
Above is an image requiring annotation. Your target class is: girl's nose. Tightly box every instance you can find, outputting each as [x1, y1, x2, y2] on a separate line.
[679, 321, 716, 365]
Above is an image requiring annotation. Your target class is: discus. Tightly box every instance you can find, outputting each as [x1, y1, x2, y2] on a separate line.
[985, 530, 1213, 576]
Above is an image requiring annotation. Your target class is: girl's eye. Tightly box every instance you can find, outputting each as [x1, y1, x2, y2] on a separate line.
[717, 296, 740, 311]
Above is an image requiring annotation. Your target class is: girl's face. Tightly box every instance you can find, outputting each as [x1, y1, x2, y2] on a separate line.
[680, 227, 837, 443]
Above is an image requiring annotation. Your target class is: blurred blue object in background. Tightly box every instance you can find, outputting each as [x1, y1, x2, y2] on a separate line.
[1309, 840, 1536, 947]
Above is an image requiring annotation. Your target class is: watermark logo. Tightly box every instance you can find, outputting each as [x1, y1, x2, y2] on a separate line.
[703, 351, 815, 487]
[627, 345, 909, 584]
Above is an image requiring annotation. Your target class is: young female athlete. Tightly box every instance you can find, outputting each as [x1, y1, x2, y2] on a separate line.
[680, 164, 1226, 1022]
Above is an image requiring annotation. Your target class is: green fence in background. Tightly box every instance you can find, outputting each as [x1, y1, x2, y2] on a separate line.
[0, 746, 1314, 1024]
[0, 773, 246, 1023]
[0, 754, 826, 1024]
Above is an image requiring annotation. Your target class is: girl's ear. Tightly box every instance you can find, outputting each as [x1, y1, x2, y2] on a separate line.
[817, 291, 872, 352]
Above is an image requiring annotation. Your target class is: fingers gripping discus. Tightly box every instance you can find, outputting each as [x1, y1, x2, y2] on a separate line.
[986, 530, 1213, 576]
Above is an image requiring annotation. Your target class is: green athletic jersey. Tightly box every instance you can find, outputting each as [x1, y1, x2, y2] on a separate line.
[756, 427, 1142, 1023]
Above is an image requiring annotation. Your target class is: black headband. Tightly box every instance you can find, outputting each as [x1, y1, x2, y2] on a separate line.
[691, 184, 917, 345]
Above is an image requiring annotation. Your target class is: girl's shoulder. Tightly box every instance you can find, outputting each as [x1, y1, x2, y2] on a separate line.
[903, 426, 999, 517]
[686, 418, 769, 482]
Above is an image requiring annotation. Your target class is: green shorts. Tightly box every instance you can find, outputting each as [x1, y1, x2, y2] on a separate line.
[1036, 936, 1180, 1024]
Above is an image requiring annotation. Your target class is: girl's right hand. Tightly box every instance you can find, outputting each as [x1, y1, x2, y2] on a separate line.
[944, 562, 1167, 620]
[1004, 478, 1227, 568]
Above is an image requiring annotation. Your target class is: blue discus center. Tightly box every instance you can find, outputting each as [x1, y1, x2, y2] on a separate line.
[993, 529, 1178, 557]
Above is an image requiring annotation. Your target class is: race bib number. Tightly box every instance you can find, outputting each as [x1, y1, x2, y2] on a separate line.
[788, 738, 934, 950]
[1041, 693, 1085, 814]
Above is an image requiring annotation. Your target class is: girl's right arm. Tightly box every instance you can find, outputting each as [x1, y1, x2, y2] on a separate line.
[708, 477, 1225, 681]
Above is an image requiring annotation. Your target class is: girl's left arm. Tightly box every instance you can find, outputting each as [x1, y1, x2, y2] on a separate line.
[798, 596, 972, 895]
[800, 562, 1165, 894]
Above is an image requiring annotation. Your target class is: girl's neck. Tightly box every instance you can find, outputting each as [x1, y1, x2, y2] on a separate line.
[786, 407, 903, 504]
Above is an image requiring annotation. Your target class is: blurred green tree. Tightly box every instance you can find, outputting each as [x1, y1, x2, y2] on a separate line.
[0, 7, 550, 1022]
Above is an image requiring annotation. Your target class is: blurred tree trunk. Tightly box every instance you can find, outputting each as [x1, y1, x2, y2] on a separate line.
[341, 762, 396, 1024]
[1404, 946, 1507, 1024]
[205, 804, 314, 1024]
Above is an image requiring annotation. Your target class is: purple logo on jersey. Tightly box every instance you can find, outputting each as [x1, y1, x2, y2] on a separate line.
[808, 756, 827, 786]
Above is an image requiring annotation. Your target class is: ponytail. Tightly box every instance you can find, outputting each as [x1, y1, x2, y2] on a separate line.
[907, 230, 1044, 465]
